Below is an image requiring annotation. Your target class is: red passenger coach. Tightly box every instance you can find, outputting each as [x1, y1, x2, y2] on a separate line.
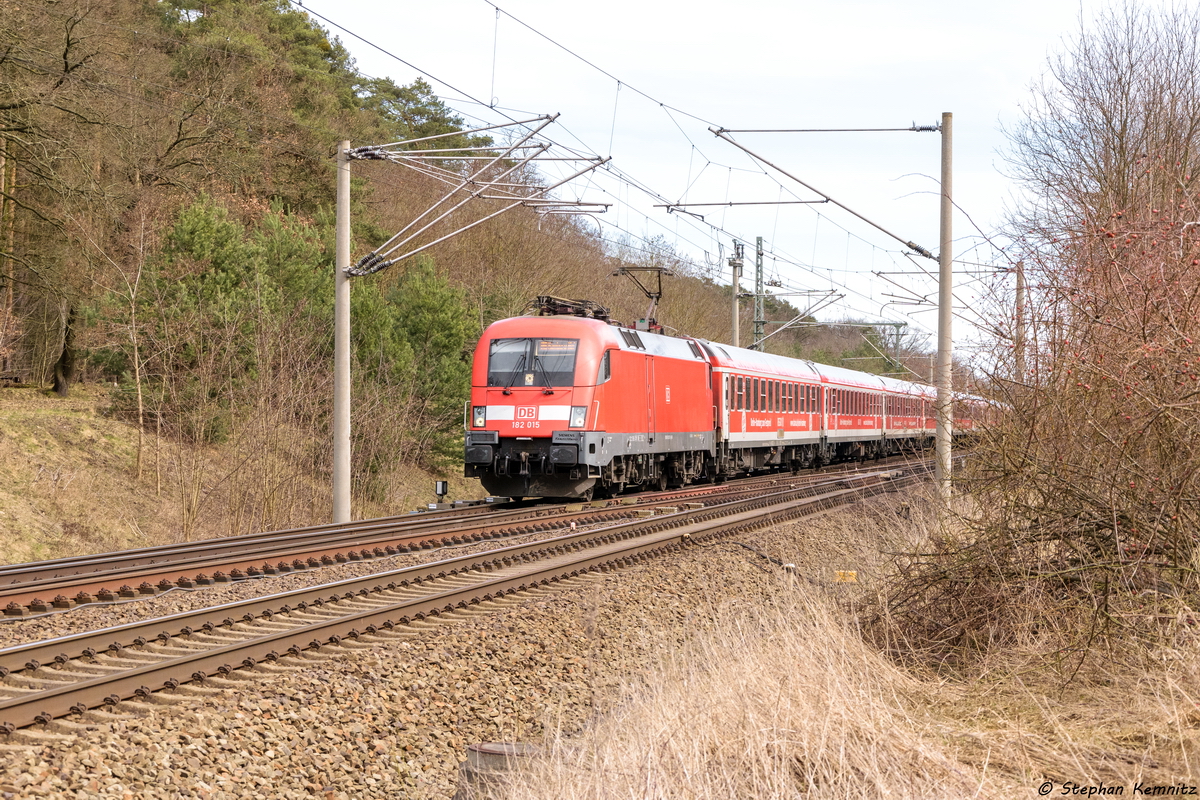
[703, 346, 937, 472]
[464, 309, 983, 499]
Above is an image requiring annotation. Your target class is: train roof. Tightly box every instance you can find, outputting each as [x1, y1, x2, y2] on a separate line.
[481, 315, 705, 362]
[482, 316, 943, 399]
[696, 339, 823, 380]
[696, 338, 940, 397]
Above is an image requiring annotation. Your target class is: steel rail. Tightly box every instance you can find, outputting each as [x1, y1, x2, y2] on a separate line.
[0, 467, 908, 670]
[0, 467, 846, 582]
[0, 482, 777, 608]
[2, 458, 909, 581]
[0, 460, 914, 611]
[0, 467, 922, 732]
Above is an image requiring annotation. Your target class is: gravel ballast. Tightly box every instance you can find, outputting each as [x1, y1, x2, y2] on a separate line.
[0, 498, 902, 799]
[0, 517, 632, 651]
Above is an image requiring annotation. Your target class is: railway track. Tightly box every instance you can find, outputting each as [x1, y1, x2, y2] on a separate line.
[0, 461, 928, 734]
[0, 457, 917, 615]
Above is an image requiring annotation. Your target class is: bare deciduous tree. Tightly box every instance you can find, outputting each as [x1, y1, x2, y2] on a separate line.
[879, 3, 1200, 672]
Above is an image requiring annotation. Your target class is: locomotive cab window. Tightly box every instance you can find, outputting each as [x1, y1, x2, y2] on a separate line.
[487, 338, 579, 387]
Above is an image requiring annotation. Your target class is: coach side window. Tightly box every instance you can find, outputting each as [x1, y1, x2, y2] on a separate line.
[736, 377, 744, 410]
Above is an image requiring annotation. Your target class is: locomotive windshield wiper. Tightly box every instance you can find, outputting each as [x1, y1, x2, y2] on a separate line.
[502, 353, 527, 395]
[531, 353, 555, 394]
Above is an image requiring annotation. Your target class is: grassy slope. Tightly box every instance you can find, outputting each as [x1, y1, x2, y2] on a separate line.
[0, 384, 482, 565]
[507, 496, 1200, 798]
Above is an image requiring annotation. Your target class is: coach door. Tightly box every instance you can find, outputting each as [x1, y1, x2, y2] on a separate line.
[820, 385, 828, 436]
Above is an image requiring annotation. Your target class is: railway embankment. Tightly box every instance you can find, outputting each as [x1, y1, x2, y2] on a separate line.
[1, 491, 1194, 798]
[0, 386, 479, 566]
[0, 491, 902, 798]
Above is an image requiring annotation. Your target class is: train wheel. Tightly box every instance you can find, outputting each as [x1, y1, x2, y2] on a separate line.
[656, 472, 667, 492]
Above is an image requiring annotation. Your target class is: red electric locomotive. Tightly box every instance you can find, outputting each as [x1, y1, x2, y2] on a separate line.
[464, 305, 980, 499]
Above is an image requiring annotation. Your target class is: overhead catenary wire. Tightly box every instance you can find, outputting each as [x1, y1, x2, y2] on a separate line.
[290, 0, 976, 338]
[324, 1, 931, 311]
[48, 1, 981, 347]
[710, 128, 937, 261]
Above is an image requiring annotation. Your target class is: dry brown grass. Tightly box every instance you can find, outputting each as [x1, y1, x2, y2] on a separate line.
[508, 588, 989, 799]
[503, 499, 1200, 799]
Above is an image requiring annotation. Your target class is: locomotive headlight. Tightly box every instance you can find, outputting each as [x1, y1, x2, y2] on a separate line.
[472, 406, 487, 427]
[569, 406, 587, 428]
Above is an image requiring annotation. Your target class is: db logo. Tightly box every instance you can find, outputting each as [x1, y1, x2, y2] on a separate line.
[517, 407, 537, 420]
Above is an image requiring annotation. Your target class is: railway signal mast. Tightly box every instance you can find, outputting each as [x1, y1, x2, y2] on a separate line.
[753, 237, 765, 349]
[728, 241, 744, 347]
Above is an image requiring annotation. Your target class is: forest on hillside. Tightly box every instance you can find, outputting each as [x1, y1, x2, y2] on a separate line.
[0, 0, 930, 525]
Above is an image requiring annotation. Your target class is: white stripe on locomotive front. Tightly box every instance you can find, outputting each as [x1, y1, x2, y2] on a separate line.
[485, 405, 572, 421]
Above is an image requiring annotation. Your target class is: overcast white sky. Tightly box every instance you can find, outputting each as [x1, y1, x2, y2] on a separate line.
[295, 0, 1101, 350]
